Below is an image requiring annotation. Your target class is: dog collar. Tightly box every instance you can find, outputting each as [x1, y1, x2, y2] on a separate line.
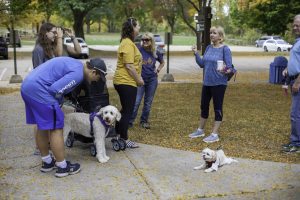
[97, 115, 110, 130]
[89, 112, 110, 136]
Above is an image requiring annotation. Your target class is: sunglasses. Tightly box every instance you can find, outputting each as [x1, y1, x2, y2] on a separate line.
[142, 38, 150, 42]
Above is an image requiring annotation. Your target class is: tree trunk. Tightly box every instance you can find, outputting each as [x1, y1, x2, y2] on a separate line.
[85, 14, 91, 34]
[73, 11, 86, 39]
[98, 17, 101, 33]
[36, 23, 39, 34]
[86, 23, 90, 34]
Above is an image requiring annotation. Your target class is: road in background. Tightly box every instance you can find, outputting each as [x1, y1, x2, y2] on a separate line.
[0, 45, 287, 82]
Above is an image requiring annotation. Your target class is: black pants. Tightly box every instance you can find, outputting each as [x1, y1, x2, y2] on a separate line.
[201, 85, 227, 121]
[114, 84, 137, 140]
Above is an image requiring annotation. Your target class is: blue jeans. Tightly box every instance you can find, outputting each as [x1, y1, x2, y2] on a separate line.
[130, 76, 158, 124]
[290, 89, 300, 147]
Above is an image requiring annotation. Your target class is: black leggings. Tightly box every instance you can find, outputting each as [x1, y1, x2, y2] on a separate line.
[201, 85, 227, 121]
[114, 84, 137, 140]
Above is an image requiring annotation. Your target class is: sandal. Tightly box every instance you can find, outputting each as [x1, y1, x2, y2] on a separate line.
[126, 140, 139, 148]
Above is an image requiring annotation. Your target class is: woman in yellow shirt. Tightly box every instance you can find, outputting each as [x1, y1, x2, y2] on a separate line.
[113, 17, 144, 148]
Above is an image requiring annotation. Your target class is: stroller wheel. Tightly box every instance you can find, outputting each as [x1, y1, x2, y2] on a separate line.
[118, 138, 126, 150]
[111, 138, 120, 151]
[90, 144, 97, 157]
[66, 132, 74, 147]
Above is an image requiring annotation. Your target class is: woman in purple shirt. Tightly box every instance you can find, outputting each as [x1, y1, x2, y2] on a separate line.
[188, 26, 233, 143]
[129, 32, 165, 129]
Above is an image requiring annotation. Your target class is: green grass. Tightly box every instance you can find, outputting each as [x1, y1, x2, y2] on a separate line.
[21, 40, 35, 45]
[85, 33, 121, 45]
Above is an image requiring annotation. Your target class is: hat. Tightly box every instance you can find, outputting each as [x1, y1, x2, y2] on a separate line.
[90, 58, 107, 75]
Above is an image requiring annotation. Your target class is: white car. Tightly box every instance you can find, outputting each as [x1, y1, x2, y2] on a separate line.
[153, 34, 165, 54]
[263, 39, 292, 52]
[64, 37, 89, 58]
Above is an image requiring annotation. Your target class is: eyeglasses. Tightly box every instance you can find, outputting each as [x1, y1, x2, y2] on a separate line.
[50, 31, 57, 35]
[142, 38, 150, 42]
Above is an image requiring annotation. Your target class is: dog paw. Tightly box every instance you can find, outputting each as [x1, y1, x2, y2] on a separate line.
[205, 168, 213, 173]
[98, 157, 108, 163]
[193, 166, 202, 170]
[105, 156, 110, 160]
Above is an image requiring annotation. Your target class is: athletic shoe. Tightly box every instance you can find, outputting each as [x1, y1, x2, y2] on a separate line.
[126, 140, 139, 148]
[140, 122, 150, 129]
[40, 158, 56, 172]
[55, 161, 81, 178]
[281, 143, 293, 150]
[189, 129, 205, 138]
[283, 146, 299, 153]
[203, 133, 219, 143]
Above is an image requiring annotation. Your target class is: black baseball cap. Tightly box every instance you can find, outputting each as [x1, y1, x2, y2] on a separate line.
[89, 58, 107, 75]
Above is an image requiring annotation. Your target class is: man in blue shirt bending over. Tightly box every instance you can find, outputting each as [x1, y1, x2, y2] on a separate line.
[282, 14, 300, 153]
[21, 57, 106, 177]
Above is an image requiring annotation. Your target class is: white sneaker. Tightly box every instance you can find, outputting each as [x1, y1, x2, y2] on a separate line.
[203, 133, 219, 143]
[189, 129, 205, 138]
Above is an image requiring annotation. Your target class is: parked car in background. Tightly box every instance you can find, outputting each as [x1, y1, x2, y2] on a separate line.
[153, 34, 165, 54]
[64, 37, 89, 59]
[134, 34, 165, 54]
[255, 35, 282, 47]
[0, 36, 8, 59]
[263, 39, 292, 52]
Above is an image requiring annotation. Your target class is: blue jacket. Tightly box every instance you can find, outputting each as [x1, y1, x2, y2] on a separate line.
[21, 57, 84, 104]
[287, 38, 300, 76]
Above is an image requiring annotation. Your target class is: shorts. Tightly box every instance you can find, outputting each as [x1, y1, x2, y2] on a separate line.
[21, 92, 64, 130]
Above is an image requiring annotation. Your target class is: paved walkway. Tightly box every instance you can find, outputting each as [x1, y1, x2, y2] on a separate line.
[0, 92, 299, 199]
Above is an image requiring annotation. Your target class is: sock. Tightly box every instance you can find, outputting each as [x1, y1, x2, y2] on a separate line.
[211, 133, 218, 136]
[56, 160, 67, 168]
[42, 154, 52, 164]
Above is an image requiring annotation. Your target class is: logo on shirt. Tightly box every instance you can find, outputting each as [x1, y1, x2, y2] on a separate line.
[58, 80, 76, 94]
[142, 57, 154, 65]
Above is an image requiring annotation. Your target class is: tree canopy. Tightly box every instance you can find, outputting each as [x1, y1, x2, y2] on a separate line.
[1, 0, 298, 41]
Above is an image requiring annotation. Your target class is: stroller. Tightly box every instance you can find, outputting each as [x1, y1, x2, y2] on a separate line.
[64, 79, 126, 157]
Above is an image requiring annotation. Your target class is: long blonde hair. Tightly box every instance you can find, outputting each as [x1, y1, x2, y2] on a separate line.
[142, 32, 157, 58]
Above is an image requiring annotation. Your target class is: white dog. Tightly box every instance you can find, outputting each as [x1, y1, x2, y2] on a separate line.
[193, 147, 238, 172]
[63, 105, 121, 163]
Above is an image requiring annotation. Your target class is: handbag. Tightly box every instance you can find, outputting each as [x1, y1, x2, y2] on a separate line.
[223, 47, 237, 81]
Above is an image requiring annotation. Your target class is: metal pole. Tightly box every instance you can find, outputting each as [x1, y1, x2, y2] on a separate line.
[167, 33, 170, 74]
[9, 15, 22, 83]
[12, 26, 17, 75]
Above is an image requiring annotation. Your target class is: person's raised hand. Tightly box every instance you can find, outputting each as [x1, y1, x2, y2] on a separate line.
[191, 45, 197, 54]
[56, 27, 63, 39]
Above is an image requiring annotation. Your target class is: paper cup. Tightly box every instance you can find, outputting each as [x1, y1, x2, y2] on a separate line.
[217, 60, 224, 71]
